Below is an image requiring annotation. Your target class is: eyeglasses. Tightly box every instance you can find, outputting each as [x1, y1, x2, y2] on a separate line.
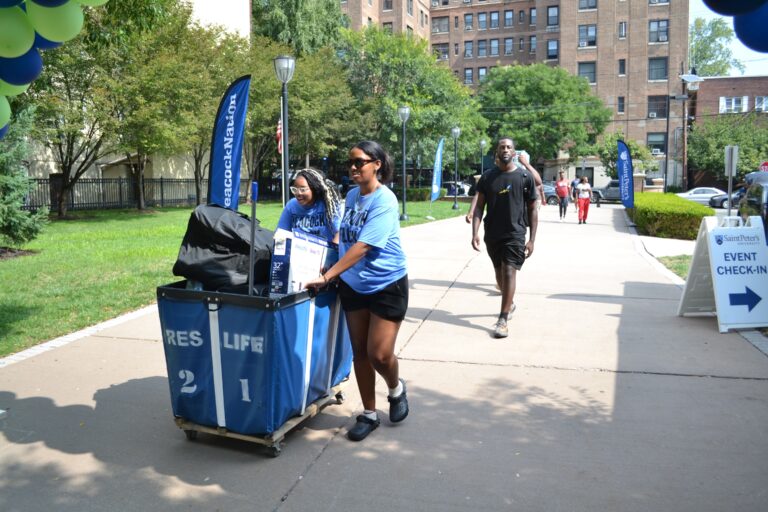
[346, 158, 377, 169]
[290, 186, 310, 194]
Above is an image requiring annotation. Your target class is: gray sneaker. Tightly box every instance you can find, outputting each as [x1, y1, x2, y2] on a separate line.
[493, 319, 508, 338]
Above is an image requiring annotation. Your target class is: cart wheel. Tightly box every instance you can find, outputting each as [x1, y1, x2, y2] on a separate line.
[267, 445, 282, 458]
[184, 429, 198, 441]
[335, 391, 346, 404]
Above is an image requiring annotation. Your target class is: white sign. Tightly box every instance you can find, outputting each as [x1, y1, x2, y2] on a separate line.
[678, 216, 768, 333]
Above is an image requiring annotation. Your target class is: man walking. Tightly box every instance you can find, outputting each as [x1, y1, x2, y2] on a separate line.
[471, 137, 539, 338]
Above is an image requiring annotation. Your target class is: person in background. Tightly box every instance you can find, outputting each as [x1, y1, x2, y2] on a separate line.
[571, 174, 581, 216]
[576, 176, 593, 224]
[305, 141, 409, 442]
[555, 171, 571, 221]
[471, 137, 539, 339]
[277, 168, 342, 244]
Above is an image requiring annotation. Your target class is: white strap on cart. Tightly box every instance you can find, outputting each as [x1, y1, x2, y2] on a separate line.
[300, 299, 316, 415]
[208, 303, 227, 427]
[325, 295, 342, 393]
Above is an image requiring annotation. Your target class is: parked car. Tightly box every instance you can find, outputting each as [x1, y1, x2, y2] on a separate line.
[739, 172, 768, 239]
[676, 187, 726, 205]
[542, 184, 559, 205]
[443, 181, 471, 196]
[595, 179, 621, 203]
[708, 187, 746, 209]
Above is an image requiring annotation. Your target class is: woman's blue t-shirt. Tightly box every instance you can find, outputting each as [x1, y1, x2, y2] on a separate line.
[339, 185, 407, 294]
[277, 199, 341, 243]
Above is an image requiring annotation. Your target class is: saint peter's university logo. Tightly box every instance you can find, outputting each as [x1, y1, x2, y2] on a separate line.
[715, 235, 724, 245]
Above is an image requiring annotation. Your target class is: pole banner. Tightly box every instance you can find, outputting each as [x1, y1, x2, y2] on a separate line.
[207, 75, 251, 210]
[430, 137, 445, 203]
[617, 139, 635, 209]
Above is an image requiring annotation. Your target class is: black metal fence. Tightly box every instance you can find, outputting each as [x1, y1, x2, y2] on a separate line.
[24, 177, 285, 211]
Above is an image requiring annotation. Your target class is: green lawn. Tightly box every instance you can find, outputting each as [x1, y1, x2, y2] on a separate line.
[0, 199, 467, 356]
[658, 255, 692, 280]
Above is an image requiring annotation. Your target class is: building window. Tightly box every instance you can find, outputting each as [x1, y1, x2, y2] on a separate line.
[579, 0, 597, 9]
[454, 43, 459, 55]
[433, 43, 449, 60]
[519, 37, 524, 51]
[720, 96, 747, 113]
[648, 57, 668, 80]
[490, 11, 499, 29]
[618, 21, 627, 39]
[406, 25, 413, 36]
[504, 10, 513, 27]
[455, 16, 458, 29]
[649, 0, 669, 4]
[649, 19, 669, 43]
[367, 17, 373, 27]
[547, 39, 559, 59]
[478, 67, 487, 82]
[547, 6, 559, 26]
[519, 10, 525, 23]
[618, 59, 626, 75]
[478, 13, 487, 30]
[504, 38, 514, 55]
[407, 0, 413, 16]
[647, 133, 667, 154]
[383, 22, 393, 32]
[464, 68, 473, 84]
[478, 39, 487, 57]
[432, 17, 449, 34]
[648, 95, 668, 118]
[578, 62, 597, 84]
[756, 96, 768, 112]
[618, 96, 625, 114]
[530, 35, 537, 52]
[465, 14, 473, 31]
[464, 41, 473, 58]
[578, 25, 597, 47]
[383, 0, 392, 9]
[490, 39, 499, 56]
[368, 0, 372, 5]
[530, 8, 536, 25]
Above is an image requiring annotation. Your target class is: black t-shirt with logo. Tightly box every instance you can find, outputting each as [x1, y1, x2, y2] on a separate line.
[476, 166, 536, 241]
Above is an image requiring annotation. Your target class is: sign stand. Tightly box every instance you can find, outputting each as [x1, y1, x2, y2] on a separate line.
[678, 216, 768, 333]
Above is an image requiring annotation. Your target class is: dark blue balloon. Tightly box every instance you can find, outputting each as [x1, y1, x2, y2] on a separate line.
[0, 0, 24, 7]
[34, 32, 63, 51]
[29, 0, 71, 6]
[0, 48, 43, 86]
[703, 0, 766, 16]
[734, 3, 768, 52]
[0, 123, 8, 141]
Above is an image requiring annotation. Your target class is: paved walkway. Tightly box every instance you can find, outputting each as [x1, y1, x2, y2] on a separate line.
[1, 204, 767, 512]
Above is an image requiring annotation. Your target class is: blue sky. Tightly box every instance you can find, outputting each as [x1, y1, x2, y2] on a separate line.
[690, 0, 768, 76]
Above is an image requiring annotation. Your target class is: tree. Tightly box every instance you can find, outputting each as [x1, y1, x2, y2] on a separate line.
[336, 27, 487, 177]
[591, 132, 657, 179]
[689, 17, 745, 77]
[252, 0, 348, 56]
[477, 64, 612, 164]
[688, 113, 768, 180]
[0, 107, 48, 249]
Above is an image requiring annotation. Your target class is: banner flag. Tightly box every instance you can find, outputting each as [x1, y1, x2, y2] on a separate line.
[617, 139, 635, 209]
[207, 75, 251, 210]
[277, 118, 283, 155]
[430, 137, 445, 203]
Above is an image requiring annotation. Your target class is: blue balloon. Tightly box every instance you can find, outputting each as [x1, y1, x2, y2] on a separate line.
[0, 122, 8, 140]
[734, 3, 768, 52]
[0, 1, 23, 7]
[0, 48, 43, 86]
[29, 0, 71, 6]
[703, 0, 766, 16]
[34, 32, 62, 50]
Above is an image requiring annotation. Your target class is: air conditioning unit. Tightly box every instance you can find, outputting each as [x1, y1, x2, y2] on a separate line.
[578, 41, 587, 47]
[432, 0, 439, 6]
[652, 148, 662, 155]
[463, 0, 472, 3]
[650, 0, 659, 4]
[658, 35, 668, 42]
[649, 112, 657, 118]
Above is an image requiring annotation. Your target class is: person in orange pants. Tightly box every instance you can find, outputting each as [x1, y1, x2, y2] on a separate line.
[575, 176, 593, 224]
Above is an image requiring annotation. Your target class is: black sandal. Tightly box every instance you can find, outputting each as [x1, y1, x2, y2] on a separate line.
[347, 415, 380, 441]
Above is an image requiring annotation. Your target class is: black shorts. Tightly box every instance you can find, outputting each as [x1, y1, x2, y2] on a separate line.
[485, 238, 526, 270]
[338, 275, 409, 322]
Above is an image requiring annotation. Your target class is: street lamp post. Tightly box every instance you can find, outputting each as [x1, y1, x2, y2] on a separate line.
[398, 106, 410, 221]
[274, 55, 296, 206]
[680, 72, 703, 190]
[451, 126, 461, 210]
[480, 138, 487, 174]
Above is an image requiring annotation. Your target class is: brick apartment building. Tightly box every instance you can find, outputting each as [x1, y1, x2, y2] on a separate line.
[342, 0, 690, 187]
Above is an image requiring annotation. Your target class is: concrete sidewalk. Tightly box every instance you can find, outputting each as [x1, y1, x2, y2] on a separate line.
[1, 204, 767, 512]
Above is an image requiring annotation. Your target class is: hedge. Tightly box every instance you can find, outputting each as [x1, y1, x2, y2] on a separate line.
[391, 187, 444, 201]
[628, 192, 713, 240]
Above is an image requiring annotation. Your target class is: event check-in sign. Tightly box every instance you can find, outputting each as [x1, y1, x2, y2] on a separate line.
[678, 216, 768, 333]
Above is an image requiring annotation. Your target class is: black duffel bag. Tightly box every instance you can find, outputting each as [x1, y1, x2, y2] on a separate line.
[172, 204, 273, 291]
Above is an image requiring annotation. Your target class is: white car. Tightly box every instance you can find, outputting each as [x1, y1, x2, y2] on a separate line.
[676, 187, 726, 205]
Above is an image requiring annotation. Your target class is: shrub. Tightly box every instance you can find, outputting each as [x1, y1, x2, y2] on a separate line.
[629, 192, 712, 240]
[392, 187, 440, 201]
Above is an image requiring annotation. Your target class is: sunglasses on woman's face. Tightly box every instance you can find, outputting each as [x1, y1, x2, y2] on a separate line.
[290, 186, 310, 195]
[347, 158, 376, 169]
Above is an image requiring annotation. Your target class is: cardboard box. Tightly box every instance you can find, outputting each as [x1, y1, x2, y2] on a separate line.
[269, 229, 338, 297]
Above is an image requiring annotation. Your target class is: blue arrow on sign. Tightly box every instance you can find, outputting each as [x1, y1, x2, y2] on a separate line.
[729, 287, 762, 312]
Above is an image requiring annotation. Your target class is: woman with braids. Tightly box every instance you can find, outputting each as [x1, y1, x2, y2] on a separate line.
[305, 141, 410, 442]
[277, 168, 343, 244]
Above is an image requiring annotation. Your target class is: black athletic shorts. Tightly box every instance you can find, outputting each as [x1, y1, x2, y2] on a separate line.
[485, 237, 526, 270]
[338, 275, 409, 322]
